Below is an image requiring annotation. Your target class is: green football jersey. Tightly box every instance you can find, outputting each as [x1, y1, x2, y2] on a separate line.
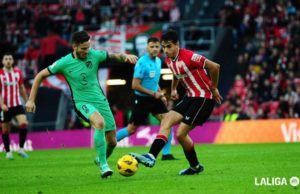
[48, 48, 108, 103]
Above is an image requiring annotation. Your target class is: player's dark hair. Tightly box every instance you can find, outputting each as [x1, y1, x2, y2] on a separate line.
[72, 31, 90, 45]
[147, 37, 159, 44]
[161, 29, 179, 43]
[2, 52, 13, 59]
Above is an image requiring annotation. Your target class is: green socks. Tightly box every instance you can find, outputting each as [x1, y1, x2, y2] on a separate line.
[93, 129, 107, 167]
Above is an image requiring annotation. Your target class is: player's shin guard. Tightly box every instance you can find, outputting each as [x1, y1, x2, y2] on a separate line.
[183, 144, 199, 167]
[93, 129, 107, 166]
[2, 133, 10, 152]
[149, 135, 168, 158]
[19, 124, 28, 148]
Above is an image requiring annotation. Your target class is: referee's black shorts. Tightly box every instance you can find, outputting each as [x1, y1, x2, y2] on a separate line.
[173, 96, 215, 126]
[129, 95, 168, 125]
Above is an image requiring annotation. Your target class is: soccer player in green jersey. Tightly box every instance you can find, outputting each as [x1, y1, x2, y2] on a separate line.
[25, 31, 138, 179]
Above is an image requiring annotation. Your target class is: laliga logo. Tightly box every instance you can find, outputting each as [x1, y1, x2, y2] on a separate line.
[254, 176, 299, 187]
[290, 176, 300, 187]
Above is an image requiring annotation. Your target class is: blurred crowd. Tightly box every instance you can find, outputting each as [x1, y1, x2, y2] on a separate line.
[0, 0, 180, 79]
[214, 0, 300, 120]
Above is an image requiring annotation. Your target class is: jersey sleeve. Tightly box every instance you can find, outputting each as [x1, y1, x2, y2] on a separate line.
[133, 60, 144, 79]
[93, 49, 108, 65]
[48, 58, 64, 74]
[18, 70, 24, 85]
[189, 52, 206, 69]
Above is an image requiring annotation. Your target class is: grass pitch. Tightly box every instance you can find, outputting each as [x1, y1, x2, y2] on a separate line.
[0, 143, 299, 194]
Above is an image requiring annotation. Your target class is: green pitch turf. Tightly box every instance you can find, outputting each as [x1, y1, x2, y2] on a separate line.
[0, 143, 299, 194]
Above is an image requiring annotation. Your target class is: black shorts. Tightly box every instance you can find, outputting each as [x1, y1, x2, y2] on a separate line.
[129, 95, 168, 125]
[173, 96, 215, 126]
[0, 105, 25, 122]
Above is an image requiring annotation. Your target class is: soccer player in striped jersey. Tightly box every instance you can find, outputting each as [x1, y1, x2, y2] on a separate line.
[0, 53, 29, 160]
[25, 31, 138, 179]
[130, 29, 223, 175]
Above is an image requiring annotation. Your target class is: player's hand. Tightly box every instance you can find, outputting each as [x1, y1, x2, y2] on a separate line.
[1, 104, 8, 112]
[25, 100, 36, 113]
[171, 90, 179, 100]
[154, 91, 164, 100]
[161, 96, 167, 106]
[211, 88, 223, 104]
[125, 54, 138, 64]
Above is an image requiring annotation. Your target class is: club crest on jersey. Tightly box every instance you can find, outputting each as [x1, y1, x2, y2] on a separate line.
[149, 71, 155, 78]
[85, 61, 93, 69]
[191, 54, 201, 62]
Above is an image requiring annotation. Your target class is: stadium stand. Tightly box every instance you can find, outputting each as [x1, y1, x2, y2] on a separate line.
[213, 0, 300, 120]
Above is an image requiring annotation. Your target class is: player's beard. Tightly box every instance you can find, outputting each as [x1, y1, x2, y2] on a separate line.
[76, 51, 87, 59]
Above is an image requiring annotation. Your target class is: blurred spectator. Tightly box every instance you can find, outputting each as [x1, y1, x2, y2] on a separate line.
[16, 2, 32, 28]
[112, 105, 125, 129]
[158, 0, 174, 21]
[169, 1, 180, 23]
[34, 10, 51, 37]
[218, 0, 300, 120]
[23, 39, 40, 79]
[39, 29, 70, 71]
[74, 7, 86, 25]
[134, 34, 149, 57]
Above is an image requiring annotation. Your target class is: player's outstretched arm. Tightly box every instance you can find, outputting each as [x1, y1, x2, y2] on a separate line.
[205, 59, 223, 104]
[26, 68, 51, 113]
[109, 53, 138, 64]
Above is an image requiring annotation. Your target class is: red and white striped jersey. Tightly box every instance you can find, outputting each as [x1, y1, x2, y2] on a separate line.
[0, 68, 23, 108]
[166, 48, 213, 99]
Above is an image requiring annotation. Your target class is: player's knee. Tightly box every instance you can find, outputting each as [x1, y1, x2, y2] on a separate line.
[19, 122, 28, 129]
[160, 121, 172, 132]
[2, 128, 9, 134]
[93, 120, 105, 129]
[176, 132, 185, 143]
